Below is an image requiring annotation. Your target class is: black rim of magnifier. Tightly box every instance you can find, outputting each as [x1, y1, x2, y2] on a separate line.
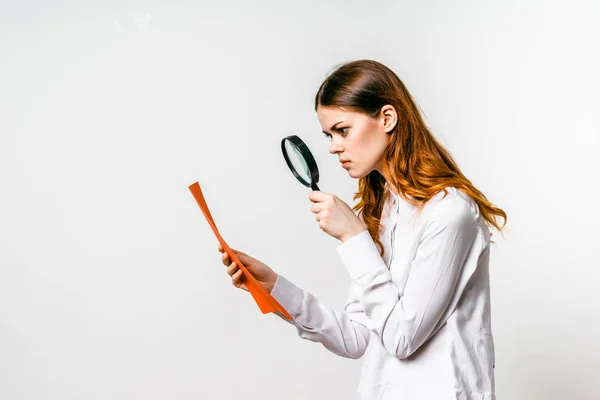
[281, 135, 320, 191]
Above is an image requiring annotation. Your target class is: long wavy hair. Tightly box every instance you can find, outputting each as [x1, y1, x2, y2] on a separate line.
[314, 59, 507, 257]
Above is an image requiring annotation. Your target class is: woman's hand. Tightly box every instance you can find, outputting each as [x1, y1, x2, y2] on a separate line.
[308, 191, 367, 242]
[218, 244, 278, 293]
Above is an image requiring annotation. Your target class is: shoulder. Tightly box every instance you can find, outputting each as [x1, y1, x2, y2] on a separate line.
[414, 187, 490, 261]
[422, 187, 481, 231]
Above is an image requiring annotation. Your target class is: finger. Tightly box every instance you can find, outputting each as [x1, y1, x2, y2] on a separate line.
[308, 190, 323, 203]
[232, 268, 244, 286]
[222, 251, 231, 266]
[309, 190, 332, 202]
[227, 261, 238, 276]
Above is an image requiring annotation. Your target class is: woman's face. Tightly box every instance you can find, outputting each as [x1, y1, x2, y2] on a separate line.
[316, 105, 397, 179]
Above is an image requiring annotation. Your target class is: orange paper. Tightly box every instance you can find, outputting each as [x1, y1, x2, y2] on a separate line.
[188, 182, 292, 320]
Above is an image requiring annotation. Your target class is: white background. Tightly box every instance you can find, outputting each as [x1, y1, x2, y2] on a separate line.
[1, 1, 599, 399]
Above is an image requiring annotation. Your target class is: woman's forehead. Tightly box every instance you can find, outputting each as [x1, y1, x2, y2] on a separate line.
[317, 106, 361, 122]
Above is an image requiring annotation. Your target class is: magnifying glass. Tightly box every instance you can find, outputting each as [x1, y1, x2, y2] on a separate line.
[281, 135, 321, 191]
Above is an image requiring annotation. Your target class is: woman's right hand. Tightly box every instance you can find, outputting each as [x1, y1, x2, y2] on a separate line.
[218, 244, 278, 293]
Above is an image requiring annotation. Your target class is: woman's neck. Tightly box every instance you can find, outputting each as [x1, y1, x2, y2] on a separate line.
[376, 162, 400, 196]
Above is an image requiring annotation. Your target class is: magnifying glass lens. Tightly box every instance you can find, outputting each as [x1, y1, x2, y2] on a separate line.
[284, 141, 311, 183]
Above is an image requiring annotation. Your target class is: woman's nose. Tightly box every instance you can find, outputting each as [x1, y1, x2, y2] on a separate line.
[329, 140, 343, 154]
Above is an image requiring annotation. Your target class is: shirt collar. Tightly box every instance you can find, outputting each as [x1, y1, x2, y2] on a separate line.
[384, 182, 401, 200]
[384, 182, 401, 213]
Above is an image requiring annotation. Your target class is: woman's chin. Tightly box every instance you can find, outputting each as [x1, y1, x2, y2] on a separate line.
[346, 166, 374, 180]
[346, 168, 363, 179]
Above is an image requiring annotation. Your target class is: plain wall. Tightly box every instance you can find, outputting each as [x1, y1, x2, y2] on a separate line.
[1, 1, 599, 399]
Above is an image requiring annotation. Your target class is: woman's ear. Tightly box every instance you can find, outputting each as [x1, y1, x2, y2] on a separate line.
[380, 105, 398, 133]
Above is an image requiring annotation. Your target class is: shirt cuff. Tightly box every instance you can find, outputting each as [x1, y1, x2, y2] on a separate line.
[270, 274, 303, 320]
[336, 230, 386, 280]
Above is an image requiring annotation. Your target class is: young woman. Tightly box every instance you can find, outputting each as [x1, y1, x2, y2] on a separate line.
[218, 59, 506, 400]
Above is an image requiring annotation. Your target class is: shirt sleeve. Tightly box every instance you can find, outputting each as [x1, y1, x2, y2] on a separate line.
[335, 197, 480, 359]
[270, 273, 371, 359]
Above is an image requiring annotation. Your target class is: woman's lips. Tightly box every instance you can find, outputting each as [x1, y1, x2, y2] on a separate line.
[342, 161, 351, 168]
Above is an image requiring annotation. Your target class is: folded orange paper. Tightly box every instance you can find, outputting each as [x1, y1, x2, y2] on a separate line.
[188, 182, 292, 320]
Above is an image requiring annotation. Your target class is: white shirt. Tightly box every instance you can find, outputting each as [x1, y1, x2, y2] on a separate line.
[271, 186, 495, 399]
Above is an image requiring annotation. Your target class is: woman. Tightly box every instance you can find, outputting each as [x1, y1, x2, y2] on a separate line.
[218, 59, 507, 400]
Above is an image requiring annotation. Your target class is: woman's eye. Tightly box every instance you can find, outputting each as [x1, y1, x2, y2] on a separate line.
[323, 128, 347, 140]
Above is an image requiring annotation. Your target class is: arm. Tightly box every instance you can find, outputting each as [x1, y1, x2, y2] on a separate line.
[270, 274, 371, 359]
[336, 197, 480, 359]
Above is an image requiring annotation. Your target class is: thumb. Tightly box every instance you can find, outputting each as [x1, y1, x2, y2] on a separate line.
[217, 243, 246, 257]
[229, 248, 247, 257]
[232, 253, 252, 269]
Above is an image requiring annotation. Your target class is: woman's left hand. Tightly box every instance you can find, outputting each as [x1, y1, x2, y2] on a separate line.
[308, 191, 367, 242]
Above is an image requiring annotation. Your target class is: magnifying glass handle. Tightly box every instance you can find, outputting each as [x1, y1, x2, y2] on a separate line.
[311, 182, 320, 191]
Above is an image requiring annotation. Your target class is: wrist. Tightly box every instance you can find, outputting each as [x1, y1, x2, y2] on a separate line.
[341, 225, 367, 243]
[267, 273, 278, 293]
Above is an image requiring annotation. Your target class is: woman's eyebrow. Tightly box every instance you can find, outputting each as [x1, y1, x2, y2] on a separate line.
[322, 121, 344, 134]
